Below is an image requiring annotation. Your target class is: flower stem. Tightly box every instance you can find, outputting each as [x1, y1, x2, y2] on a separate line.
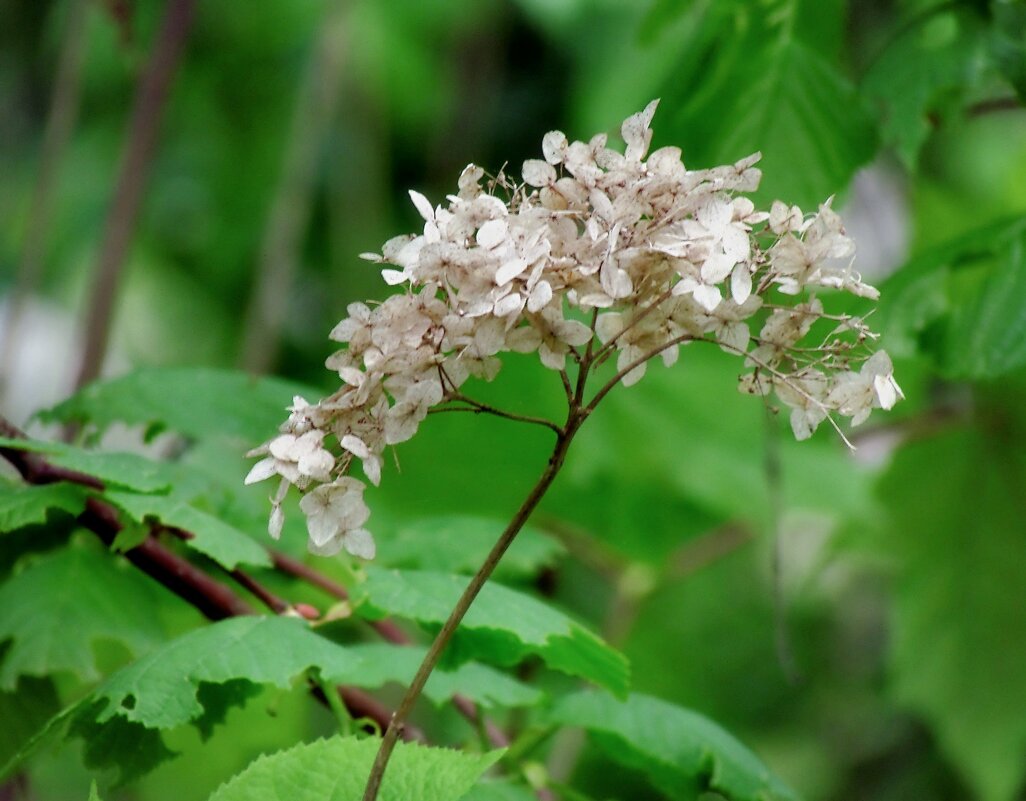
[361, 409, 585, 801]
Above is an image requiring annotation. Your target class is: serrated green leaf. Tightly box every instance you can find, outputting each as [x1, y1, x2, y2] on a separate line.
[374, 515, 563, 579]
[0, 676, 60, 771]
[0, 439, 174, 494]
[868, 429, 1026, 801]
[207, 735, 502, 801]
[863, 9, 986, 165]
[355, 568, 630, 697]
[549, 691, 800, 801]
[83, 616, 360, 731]
[104, 490, 271, 570]
[39, 368, 322, 444]
[0, 545, 165, 688]
[656, 0, 875, 207]
[0, 482, 90, 532]
[344, 643, 542, 709]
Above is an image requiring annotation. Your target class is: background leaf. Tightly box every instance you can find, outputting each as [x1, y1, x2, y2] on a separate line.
[38, 368, 323, 444]
[549, 691, 800, 801]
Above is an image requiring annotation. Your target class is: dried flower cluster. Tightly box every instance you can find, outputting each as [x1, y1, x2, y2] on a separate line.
[247, 100, 901, 558]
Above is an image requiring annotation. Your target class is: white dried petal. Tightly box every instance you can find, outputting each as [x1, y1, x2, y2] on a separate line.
[542, 130, 568, 164]
[409, 189, 435, 222]
[522, 159, 557, 187]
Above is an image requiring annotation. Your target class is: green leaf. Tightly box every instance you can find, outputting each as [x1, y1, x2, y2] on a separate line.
[0, 544, 166, 689]
[549, 691, 800, 801]
[879, 216, 1026, 378]
[69, 704, 176, 787]
[461, 780, 538, 801]
[343, 643, 542, 709]
[0, 439, 174, 494]
[374, 515, 563, 579]
[82, 616, 361, 731]
[942, 232, 1026, 378]
[39, 368, 322, 444]
[990, 1, 1026, 102]
[863, 9, 986, 166]
[355, 568, 630, 698]
[868, 429, 1026, 801]
[207, 735, 502, 801]
[0, 481, 90, 532]
[104, 490, 271, 570]
[88, 780, 103, 801]
[0, 676, 60, 772]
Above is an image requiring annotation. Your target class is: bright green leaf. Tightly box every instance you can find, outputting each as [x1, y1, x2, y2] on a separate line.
[104, 490, 271, 570]
[39, 368, 322, 444]
[868, 429, 1026, 801]
[207, 735, 502, 801]
[355, 568, 630, 697]
[0, 545, 165, 689]
[83, 616, 360, 731]
[374, 515, 563, 579]
[0, 482, 90, 532]
[549, 691, 800, 801]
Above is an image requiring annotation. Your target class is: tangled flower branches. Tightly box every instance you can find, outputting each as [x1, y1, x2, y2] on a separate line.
[247, 99, 901, 558]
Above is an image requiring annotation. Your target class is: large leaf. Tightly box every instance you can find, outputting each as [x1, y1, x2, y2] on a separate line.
[0, 481, 91, 531]
[373, 515, 563, 580]
[865, 429, 1026, 801]
[104, 490, 271, 570]
[549, 691, 800, 801]
[0, 544, 166, 688]
[566, 0, 874, 208]
[39, 367, 322, 444]
[354, 568, 630, 697]
[207, 735, 501, 801]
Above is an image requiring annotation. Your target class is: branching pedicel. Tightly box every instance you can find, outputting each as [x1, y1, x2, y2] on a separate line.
[247, 99, 901, 560]
[247, 100, 902, 799]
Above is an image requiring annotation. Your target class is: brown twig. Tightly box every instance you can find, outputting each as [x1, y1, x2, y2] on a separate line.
[74, 0, 197, 390]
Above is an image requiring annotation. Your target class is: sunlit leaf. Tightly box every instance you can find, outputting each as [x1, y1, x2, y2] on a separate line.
[207, 735, 501, 801]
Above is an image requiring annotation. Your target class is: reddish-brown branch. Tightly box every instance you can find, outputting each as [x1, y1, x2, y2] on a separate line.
[74, 0, 197, 390]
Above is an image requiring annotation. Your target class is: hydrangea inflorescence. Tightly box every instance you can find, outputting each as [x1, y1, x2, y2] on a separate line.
[246, 100, 901, 559]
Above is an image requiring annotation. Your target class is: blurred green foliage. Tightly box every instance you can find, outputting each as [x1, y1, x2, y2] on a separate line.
[3, 0, 1026, 800]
